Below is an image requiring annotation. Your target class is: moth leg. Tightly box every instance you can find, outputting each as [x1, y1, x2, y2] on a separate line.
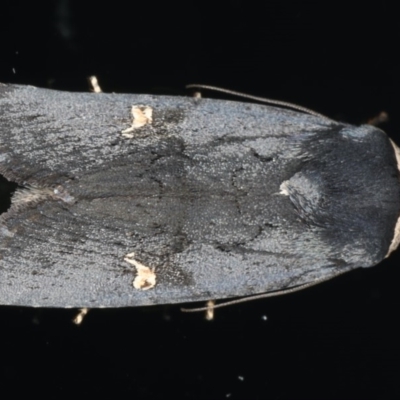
[88, 75, 102, 93]
[205, 300, 215, 321]
[367, 111, 388, 126]
[73, 308, 89, 325]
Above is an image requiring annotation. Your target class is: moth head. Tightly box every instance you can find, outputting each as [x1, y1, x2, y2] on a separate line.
[386, 139, 400, 257]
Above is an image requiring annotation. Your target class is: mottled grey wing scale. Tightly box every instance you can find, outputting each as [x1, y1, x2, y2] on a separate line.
[0, 84, 399, 307]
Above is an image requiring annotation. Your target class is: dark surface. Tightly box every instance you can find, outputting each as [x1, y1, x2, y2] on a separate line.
[1, 1, 400, 398]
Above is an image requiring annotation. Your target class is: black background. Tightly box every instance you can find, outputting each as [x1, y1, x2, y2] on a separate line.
[1, 1, 400, 398]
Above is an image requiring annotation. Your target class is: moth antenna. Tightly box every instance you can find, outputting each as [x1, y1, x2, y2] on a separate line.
[181, 270, 349, 313]
[186, 84, 331, 120]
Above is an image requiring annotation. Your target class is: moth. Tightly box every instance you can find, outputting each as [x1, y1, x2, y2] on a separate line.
[0, 82, 399, 308]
